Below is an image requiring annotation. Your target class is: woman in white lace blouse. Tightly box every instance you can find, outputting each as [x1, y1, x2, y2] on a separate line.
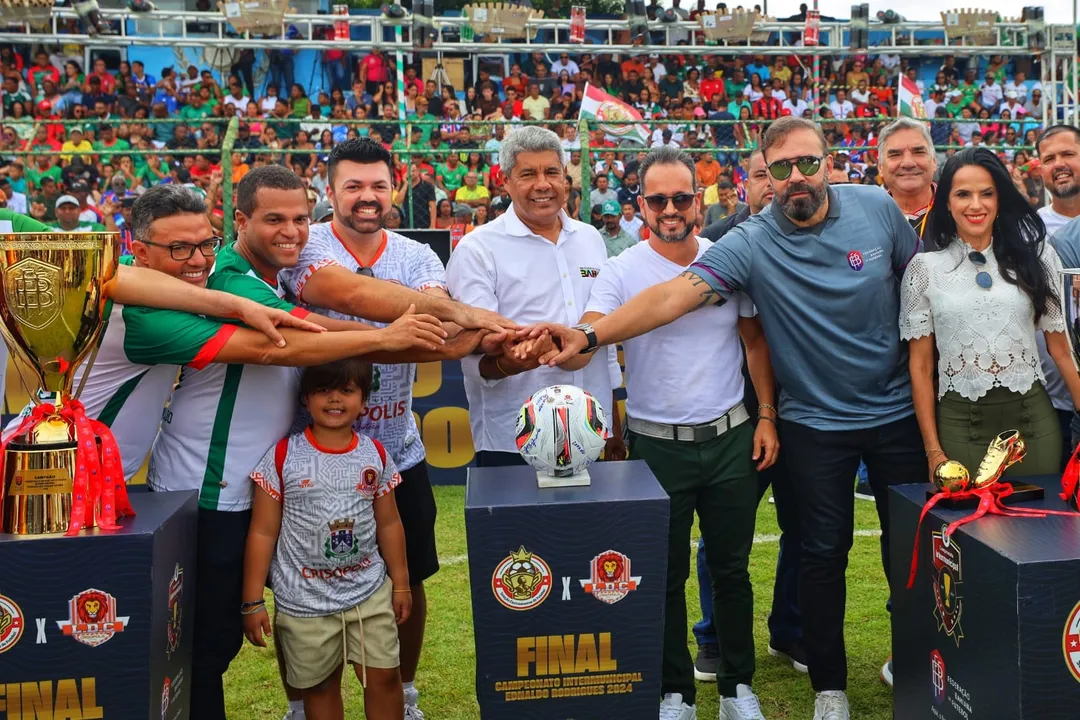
[900, 147, 1080, 481]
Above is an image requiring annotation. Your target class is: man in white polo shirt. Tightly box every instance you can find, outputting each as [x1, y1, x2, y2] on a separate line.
[561, 146, 777, 720]
[447, 126, 624, 467]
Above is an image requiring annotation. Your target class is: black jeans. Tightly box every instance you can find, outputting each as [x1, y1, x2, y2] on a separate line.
[190, 508, 252, 720]
[780, 414, 923, 692]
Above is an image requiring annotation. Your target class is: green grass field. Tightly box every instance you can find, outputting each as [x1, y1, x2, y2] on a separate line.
[224, 487, 894, 720]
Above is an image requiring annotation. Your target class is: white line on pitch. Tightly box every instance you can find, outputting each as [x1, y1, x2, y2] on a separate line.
[438, 528, 883, 567]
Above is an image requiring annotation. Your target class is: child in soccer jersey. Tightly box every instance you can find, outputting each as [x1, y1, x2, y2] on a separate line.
[241, 358, 412, 720]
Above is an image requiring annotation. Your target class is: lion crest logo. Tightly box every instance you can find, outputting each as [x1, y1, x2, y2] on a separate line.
[580, 550, 641, 605]
[57, 588, 129, 647]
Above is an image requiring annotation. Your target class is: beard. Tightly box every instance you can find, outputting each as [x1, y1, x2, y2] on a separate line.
[649, 214, 693, 243]
[337, 200, 391, 231]
[1049, 173, 1080, 200]
[777, 180, 828, 222]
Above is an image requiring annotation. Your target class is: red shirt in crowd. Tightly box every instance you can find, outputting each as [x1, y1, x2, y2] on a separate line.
[700, 78, 724, 102]
[753, 96, 783, 120]
[89, 70, 116, 95]
[358, 53, 389, 84]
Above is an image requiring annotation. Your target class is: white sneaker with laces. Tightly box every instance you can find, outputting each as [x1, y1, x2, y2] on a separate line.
[659, 692, 698, 720]
[720, 684, 766, 720]
[404, 686, 425, 719]
[813, 691, 850, 720]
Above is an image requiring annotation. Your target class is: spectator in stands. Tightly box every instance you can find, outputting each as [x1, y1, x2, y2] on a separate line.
[590, 173, 618, 209]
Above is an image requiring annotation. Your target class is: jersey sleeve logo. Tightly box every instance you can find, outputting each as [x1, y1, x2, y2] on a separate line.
[356, 467, 379, 497]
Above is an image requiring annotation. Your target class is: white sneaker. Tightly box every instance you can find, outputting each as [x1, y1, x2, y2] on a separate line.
[812, 691, 849, 720]
[659, 693, 698, 720]
[720, 684, 766, 720]
[403, 686, 425, 719]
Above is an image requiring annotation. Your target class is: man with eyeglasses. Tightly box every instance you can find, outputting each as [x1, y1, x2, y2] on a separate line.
[147, 168, 496, 720]
[527, 117, 924, 720]
[551, 145, 777, 720]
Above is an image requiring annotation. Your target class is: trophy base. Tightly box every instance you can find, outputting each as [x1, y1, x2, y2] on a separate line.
[2, 437, 81, 535]
[924, 480, 1046, 508]
[537, 469, 592, 488]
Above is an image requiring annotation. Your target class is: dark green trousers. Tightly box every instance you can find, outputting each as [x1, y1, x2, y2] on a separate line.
[629, 421, 757, 702]
[938, 384, 1062, 477]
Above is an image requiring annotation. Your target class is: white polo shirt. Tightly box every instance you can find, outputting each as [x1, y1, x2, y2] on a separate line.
[586, 238, 755, 425]
[447, 204, 621, 453]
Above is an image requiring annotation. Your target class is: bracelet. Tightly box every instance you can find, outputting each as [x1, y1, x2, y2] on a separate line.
[926, 448, 945, 458]
[494, 355, 511, 378]
[393, 589, 413, 594]
[758, 403, 777, 415]
[240, 604, 267, 616]
[241, 599, 265, 610]
[758, 415, 776, 425]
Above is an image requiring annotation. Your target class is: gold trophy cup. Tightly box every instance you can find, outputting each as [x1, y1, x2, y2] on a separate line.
[0, 232, 119, 535]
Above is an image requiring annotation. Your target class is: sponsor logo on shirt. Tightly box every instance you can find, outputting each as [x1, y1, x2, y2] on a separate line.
[579, 267, 600, 278]
[57, 588, 129, 648]
[578, 550, 641, 605]
[298, 478, 314, 489]
[847, 250, 864, 271]
[360, 400, 410, 423]
[301, 556, 374, 580]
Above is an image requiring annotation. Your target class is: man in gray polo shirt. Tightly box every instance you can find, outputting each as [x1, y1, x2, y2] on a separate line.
[525, 116, 924, 720]
[1049, 215, 1080, 450]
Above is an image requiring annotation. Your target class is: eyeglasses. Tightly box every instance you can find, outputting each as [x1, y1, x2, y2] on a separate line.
[766, 155, 823, 181]
[643, 193, 695, 213]
[968, 251, 993, 289]
[141, 237, 221, 261]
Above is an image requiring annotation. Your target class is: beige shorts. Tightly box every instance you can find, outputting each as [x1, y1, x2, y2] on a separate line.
[274, 578, 400, 689]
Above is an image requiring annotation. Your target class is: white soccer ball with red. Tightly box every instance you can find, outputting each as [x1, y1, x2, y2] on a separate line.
[516, 385, 610, 476]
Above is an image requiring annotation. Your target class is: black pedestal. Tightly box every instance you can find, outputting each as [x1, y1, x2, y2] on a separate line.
[891, 476, 1080, 719]
[0, 490, 198, 720]
[465, 460, 669, 720]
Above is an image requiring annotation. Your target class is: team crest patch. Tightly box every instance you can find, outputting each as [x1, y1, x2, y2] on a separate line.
[356, 467, 379, 496]
[847, 250, 864, 271]
[57, 588, 129, 647]
[325, 518, 360, 560]
[492, 546, 552, 611]
[932, 527, 963, 647]
[1062, 599, 1080, 683]
[579, 550, 641, 605]
[0, 592, 24, 654]
[166, 564, 183, 659]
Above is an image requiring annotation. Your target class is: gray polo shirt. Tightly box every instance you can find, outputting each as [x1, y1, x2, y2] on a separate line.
[688, 184, 921, 431]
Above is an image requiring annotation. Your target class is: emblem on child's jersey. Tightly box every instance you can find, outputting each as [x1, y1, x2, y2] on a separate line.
[325, 518, 360, 560]
[356, 467, 379, 497]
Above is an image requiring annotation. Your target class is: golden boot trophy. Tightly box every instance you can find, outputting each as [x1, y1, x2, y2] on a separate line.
[0, 231, 125, 535]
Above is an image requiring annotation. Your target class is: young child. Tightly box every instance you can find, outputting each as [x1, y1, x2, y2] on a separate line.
[242, 358, 411, 720]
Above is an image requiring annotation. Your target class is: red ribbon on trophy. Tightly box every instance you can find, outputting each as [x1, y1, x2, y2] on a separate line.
[2, 399, 134, 536]
[907, 482, 1076, 590]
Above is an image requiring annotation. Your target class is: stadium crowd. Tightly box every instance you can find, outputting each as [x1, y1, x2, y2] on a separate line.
[0, 40, 1055, 255]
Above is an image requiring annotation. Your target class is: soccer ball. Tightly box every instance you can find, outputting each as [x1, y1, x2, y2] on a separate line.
[516, 385, 610, 477]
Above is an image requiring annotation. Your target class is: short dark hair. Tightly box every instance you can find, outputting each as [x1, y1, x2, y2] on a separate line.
[300, 358, 374, 402]
[132, 185, 207, 243]
[327, 138, 393, 187]
[236, 164, 306, 216]
[638, 146, 697, 195]
[1037, 124, 1080, 154]
[761, 116, 827, 161]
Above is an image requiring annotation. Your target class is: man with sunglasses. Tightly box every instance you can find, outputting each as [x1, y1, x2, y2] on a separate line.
[552, 145, 776, 720]
[527, 117, 924, 720]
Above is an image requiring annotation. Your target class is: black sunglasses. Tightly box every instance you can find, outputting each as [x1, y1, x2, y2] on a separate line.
[141, 237, 221, 261]
[643, 193, 695, 213]
[968, 251, 993, 289]
[767, 155, 823, 181]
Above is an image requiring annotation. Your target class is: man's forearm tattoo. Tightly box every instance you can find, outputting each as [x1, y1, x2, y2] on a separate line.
[679, 270, 723, 310]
